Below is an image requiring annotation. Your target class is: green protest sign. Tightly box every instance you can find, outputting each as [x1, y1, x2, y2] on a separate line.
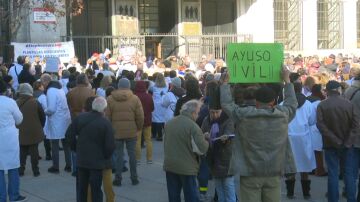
[226, 43, 284, 83]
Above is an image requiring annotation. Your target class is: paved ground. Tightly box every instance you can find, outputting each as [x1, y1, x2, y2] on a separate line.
[15, 141, 348, 202]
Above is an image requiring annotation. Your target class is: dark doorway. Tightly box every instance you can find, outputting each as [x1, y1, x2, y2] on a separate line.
[159, 0, 176, 33]
[71, 0, 110, 35]
[202, 0, 236, 33]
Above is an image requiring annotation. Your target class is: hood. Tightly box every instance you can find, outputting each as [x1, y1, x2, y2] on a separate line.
[17, 95, 32, 106]
[111, 89, 133, 101]
[171, 86, 186, 98]
[296, 93, 306, 108]
[135, 81, 147, 93]
[45, 81, 62, 94]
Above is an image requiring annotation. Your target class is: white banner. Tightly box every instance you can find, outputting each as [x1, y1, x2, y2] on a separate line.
[11, 41, 75, 63]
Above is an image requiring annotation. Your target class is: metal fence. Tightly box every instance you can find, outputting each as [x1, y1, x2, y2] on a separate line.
[61, 34, 252, 64]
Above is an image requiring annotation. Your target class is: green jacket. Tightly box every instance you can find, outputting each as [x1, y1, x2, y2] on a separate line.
[163, 111, 209, 175]
[220, 83, 298, 177]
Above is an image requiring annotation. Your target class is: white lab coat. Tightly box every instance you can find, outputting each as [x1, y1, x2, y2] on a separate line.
[45, 87, 71, 139]
[0, 96, 23, 170]
[309, 100, 323, 151]
[161, 91, 179, 122]
[59, 78, 69, 94]
[151, 86, 168, 123]
[8, 63, 23, 90]
[288, 100, 316, 172]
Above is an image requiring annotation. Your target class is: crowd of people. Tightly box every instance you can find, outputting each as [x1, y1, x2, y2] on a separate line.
[0, 49, 359, 202]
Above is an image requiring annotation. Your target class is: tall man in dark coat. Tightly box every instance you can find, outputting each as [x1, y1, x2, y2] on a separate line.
[317, 80, 360, 202]
[67, 97, 115, 202]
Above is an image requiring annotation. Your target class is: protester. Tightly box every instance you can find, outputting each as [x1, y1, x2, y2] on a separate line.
[161, 77, 185, 122]
[201, 96, 235, 202]
[220, 67, 297, 202]
[3, 75, 15, 98]
[33, 80, 52, 161]
[66, 73, 95, 176]
[16, 83, 45, 177]
[18, 63, 36, 86]
[307, 84, 327, 176]
[96, 76, 112, 97]
[106, 78, 144, 186]
[134, 81, 154, 164]
[284, 82, 316, 199]
[40, 74, 72, 173]
[8, 56, 25, 90]
[343, 69, 360, 201]
[174, 77, 202, 116]
[60, 70, 70, 95]
[67, 97, 115, 202]
[164, 100, 209, 202]
[66, 74, 95, 119]
[67, 56, 82, 72]
[150, 73, 168, 141]
[317, 80, 360, 202]
[0, 79, 27, 202]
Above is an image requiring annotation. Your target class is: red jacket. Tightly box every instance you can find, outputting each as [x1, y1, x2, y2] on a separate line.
[135, 81, 154, 127]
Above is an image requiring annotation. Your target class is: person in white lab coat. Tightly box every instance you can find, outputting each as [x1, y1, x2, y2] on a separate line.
[0, 79, 28, 202]
[307, 84, 327, 176]
[40, 74, 72, 174]
[284, 82, 316, 200]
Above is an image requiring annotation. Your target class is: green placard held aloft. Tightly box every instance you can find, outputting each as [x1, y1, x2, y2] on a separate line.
[226, 43, 284, 83]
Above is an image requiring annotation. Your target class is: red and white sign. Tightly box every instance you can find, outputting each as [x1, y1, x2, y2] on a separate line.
[33, 8, 56, 23]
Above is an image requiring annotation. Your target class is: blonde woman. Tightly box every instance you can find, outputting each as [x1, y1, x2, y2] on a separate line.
[150, 73, 168, 141]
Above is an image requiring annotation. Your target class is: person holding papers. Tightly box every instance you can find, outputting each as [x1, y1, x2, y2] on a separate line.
[201, 81, 236, 202]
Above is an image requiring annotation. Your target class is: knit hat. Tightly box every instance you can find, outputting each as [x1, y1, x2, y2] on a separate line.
[17, 83, 33, 96]
[326, 80, 341, 91]
[255, 86, 276, 103]
[118, 78, 130, 89]
[171, 77, 181, 88]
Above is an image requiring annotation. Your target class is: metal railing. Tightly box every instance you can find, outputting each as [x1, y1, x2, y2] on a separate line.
[61, 33, 253, 64]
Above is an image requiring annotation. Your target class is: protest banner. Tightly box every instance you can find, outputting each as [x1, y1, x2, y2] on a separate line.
[226, 43, 284, 83]
[11, 41, 75, 63]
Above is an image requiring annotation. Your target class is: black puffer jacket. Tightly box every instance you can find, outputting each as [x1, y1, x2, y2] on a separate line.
[201, 113, 235, 178]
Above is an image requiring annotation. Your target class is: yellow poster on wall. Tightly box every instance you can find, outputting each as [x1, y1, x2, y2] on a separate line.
[182, 22, 202, 36]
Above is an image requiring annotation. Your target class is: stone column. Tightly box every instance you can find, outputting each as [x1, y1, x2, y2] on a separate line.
[341, 0, 358, 50]
[301, 0, 318, 53]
